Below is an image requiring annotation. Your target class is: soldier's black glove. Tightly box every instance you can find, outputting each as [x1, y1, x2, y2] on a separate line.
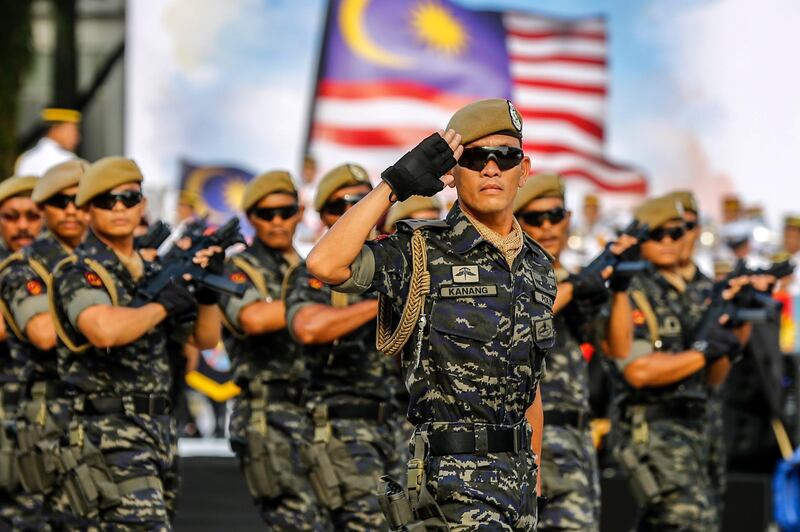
[156, 280, 197, 316]
[694, 323, 742, 364]
[194, 249, 225, 305]
[608, 272, 633, 293]
[567, 270, 607, 300]
[381, 133, 456, 201]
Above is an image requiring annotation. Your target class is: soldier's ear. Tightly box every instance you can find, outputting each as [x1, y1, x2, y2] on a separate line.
[518, 156, 531, 188]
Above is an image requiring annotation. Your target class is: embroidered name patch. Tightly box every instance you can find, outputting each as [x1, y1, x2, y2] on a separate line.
[535, 292, 554, 308]
[451, 265, 479, 284]
[440, 285, 497, 298]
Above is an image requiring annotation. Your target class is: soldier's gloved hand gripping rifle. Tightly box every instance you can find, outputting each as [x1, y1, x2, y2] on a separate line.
[131, 217, 247, 307]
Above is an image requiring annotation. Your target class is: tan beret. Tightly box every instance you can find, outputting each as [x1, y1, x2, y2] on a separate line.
[584, 194, 599, 207]
[76, 156, 143, 207]
[383, 196, 442, 232]
[314, 163, 371, 212]
[513, 174, 565, 213]
[785, 215, 800, 229]
[240, 170, 296, 212]
[634, 196, 684, 229]
[446, 98, 523, 146]
[666, 190, 699, 214]
[722, 195, 740, 209]
[0, 176, 38, 205]
[32, 159, 88, 203]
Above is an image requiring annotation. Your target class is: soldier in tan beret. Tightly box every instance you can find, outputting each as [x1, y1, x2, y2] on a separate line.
[15, 106, 81, 178]
[382, 195, 441, 233]
[0, 160, 92, 528]
[606, 195, 747, 531]
[48, 156, 222, 528]
[217, 170, 327, 528]
[0, 176, 48, 532]
[285, 163, 406, 529]
[307, 99, 555, 528]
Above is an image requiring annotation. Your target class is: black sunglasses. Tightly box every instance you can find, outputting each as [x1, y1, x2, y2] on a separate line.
[458, 146, 524, 172]
[519, 207, 567, 227]
[323, 194, 367, 215]
[649, 226, 686, 242]
[90, 190, 143, 210]
[252, 204, 299, 222]
[684, 221, 698, 231]
[44, 193, 77, 210]
[0, 210, 41, 222]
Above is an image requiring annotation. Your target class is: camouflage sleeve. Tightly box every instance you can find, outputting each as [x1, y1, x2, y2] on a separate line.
[333, 232, 412, 301]
[54, 264, 113, 328]
[217, 260, 262, 330]
[284, 262, 330, 342]
[2, 263, 49, 333]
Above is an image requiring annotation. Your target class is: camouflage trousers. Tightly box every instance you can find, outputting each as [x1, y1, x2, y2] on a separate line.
[78, 411, 178, 531]
[229, 396, 328, 530]
[706, 395, 726, 531]
[619, 417, 714, 532]
[420, 424, 539, 531]
[322, 415, 401, 531]
[538, 424, 600, 531]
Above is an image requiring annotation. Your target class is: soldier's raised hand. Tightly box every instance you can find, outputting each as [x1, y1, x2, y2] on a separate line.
[381, 129, 461, 201]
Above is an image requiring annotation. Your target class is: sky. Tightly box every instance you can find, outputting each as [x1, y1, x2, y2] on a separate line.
[126, 0, 800, 226]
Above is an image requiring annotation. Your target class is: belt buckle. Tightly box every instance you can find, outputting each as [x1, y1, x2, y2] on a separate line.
[474, 423, 489, 456]
[512, 424, 520, 454]
[148, 394, 157, 416]
[377, 402, 386, 424]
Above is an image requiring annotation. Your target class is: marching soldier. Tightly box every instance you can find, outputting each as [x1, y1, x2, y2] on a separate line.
[50, 156, 222, 528]
[0, 176, 45, 529]
[0, 160, 89, 528]
[285, 164, 402, 530]
[307, 99, 554, 529]
[513, 174, 602, 531]
[217, 171, 327, 529]
[605, 195, 742, 531]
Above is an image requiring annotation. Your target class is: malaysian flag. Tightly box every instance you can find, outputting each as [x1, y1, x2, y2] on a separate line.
[308, 0, 646, 195]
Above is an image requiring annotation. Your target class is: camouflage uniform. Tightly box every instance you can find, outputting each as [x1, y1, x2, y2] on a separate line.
[538, 269, 600, 531]
[0, 234, 92, 530]
[684, 266, 725, 530]
[612, 271, 715, 531]
[285, 263, 403, 530]
[218, 239, 327, 530]
[337, 203, 554, 530]
[51, 231, 180, 529]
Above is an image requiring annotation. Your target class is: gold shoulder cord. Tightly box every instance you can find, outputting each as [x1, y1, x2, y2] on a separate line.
[375, 229, 430, 358]
[0, 252, 25, 339]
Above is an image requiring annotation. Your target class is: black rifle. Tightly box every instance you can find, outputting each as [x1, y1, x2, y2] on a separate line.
[132, 217, 246, 306]
[582, 220, 651, 278]
[134, 220, 171, 250]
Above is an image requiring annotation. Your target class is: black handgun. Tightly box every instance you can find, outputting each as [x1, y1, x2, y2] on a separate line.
[133, 217, 246, 306]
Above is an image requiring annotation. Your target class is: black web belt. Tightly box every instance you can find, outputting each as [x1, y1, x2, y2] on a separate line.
[427, 423, 531, 456]
[328, 402, 395, 423]
[83, 394, 171, 416]
[243, 381, 303, 404]
[545, 409, 590, 430]
[1, 380, 66, 406]
[628, 401, 707, 423]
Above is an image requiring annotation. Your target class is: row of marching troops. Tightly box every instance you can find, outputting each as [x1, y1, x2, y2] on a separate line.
[0, 97, 780, 531]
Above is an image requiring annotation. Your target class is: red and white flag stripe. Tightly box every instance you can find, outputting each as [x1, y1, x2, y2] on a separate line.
[309, 11, 646, 195]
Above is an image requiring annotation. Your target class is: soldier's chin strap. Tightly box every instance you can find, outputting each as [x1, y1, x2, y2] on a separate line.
[376, 229, 430, 357]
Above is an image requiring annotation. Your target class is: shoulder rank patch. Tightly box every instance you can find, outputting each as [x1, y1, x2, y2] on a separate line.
[308, 278, 324, 290]
[26, 279, 43, 296]
[632, 309, 646, 326]
[83, 271, 103, 288]
[229, 272, 247, 284]
[534, 317, 555, 341]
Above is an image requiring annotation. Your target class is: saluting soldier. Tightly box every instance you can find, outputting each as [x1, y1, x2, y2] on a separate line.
[0, 160, 90, 528]
[605, 196, 742, 531]
[285, 164, 402, 530]
[0, 176, 45, 529]
[50, 156, 222, 529]
[307, 99, 554, 529]
[217, 171, 327, 529]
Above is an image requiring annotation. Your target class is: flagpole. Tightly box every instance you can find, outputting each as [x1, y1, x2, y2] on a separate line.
[301, 0, 335, 166]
